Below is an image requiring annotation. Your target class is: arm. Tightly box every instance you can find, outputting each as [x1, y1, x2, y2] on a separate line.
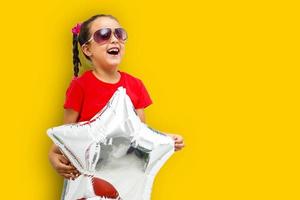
[135, 108, 146, 123]
[48, 109, 80, 180]
[136, 108, 185, 151]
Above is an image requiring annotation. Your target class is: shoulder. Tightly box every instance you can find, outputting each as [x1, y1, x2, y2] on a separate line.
[120, 70, 151, 97]
[120, 71, 143, 86]
[68, 70, 93, 88]
[76, 70, 93, 82]
[120, 71, 153, 109]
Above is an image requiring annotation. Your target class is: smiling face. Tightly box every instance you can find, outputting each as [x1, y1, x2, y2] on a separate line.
[81, 17, 126, 70]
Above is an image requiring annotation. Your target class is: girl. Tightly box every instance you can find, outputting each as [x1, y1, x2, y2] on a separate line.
[48, 14, 185, 182]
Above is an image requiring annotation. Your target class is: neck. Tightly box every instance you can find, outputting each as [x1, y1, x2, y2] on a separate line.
[92, 64, 120, 83]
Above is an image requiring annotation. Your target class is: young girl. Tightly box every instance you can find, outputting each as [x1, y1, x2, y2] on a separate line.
[48, 14, 185, 182]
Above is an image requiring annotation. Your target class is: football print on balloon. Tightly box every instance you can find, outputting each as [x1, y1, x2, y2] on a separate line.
[47, 87, 176, 200]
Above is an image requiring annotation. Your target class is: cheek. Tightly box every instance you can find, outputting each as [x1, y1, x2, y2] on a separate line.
[120, 45, 125, 56]
[93, 46, 107, 57]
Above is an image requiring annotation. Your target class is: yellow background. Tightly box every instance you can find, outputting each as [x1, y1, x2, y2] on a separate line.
[0, 0, 299, 199]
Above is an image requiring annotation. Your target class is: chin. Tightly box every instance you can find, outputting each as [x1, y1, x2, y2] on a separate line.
[100, 61, 120, 70]
[107, 58, 122, 66]
[96, 54, 123, 69]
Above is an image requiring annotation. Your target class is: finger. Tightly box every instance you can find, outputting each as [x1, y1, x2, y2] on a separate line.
[67, 168, 80, 175]
[69, 163, 78, 170]
[175, 146, 184, 151]
[58, 155, 71, 165]
[72, 173, 81, 179]
[60, 173, 73, 180]
[174, 137, 183, 143]
[69, 172, 81, 180]
[175, 143, 185, 148]
[74, 172, 81, 177]
[57, 162, 76, 171]
[171, 136, 178, 142]
[174, 139, 184, 144]
[63, 172, 78, 180]
[173, 135, 183, 142]
[176, 136, 183, 142]
[175, 144, 185, 151]
[58, 168, 79, 175]
[75, 170, 81, 176]
[169, 134, 177, 140]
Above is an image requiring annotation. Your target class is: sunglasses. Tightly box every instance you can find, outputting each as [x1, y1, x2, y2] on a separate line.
[84, 28, 128, 45]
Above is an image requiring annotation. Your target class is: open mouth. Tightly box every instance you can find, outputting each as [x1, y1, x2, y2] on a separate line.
[107, 47, 120, 56]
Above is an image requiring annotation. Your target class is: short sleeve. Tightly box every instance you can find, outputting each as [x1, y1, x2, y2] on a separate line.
[63, 78, 84, 112]
[135, 79, 153, 109]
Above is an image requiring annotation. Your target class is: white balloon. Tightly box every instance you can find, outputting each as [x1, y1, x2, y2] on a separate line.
[47, 87, 175, 200]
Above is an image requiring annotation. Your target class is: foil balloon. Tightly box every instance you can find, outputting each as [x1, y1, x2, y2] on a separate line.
[47, 87, 175, 200]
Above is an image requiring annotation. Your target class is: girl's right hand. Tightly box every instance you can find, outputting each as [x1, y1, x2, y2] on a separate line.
[48, 147, 81, 180]
[48, 109, 81, 180]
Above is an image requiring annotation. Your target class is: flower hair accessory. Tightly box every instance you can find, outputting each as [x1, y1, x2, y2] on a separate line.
[72, 23, 81, 35]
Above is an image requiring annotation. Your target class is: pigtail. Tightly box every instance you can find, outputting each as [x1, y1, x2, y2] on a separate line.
[72, 33, 81, 77]
[70, 15, 118, 76]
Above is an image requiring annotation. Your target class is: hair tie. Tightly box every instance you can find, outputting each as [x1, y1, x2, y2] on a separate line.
[72, 23, 81, 35]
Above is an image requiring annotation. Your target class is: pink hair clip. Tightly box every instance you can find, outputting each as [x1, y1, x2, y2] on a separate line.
[72, 23, 81, 35]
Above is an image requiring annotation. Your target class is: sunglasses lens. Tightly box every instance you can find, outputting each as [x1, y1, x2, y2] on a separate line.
[114, 28, 128, 41]
[93, 28, 112, 43]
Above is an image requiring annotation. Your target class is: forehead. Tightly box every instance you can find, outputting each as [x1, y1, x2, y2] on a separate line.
[89, 17, 121, 33]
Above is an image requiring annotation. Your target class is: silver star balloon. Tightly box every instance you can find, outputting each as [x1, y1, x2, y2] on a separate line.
[47, 87, 175, 200]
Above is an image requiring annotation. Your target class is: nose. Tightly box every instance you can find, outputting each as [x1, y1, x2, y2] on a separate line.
[110, 32, 119, 43]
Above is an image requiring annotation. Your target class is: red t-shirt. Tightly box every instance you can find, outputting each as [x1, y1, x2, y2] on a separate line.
[63, 70, 153, 122]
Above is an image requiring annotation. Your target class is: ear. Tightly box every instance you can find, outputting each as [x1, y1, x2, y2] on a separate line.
[81, 44, 92, 57]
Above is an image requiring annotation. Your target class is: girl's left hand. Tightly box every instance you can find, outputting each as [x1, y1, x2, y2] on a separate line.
[168, 134, 185, 151]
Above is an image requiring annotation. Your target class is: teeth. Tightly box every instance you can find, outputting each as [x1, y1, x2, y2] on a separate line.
[108, 48, 119, 53]
[107, 47, 119, 55]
